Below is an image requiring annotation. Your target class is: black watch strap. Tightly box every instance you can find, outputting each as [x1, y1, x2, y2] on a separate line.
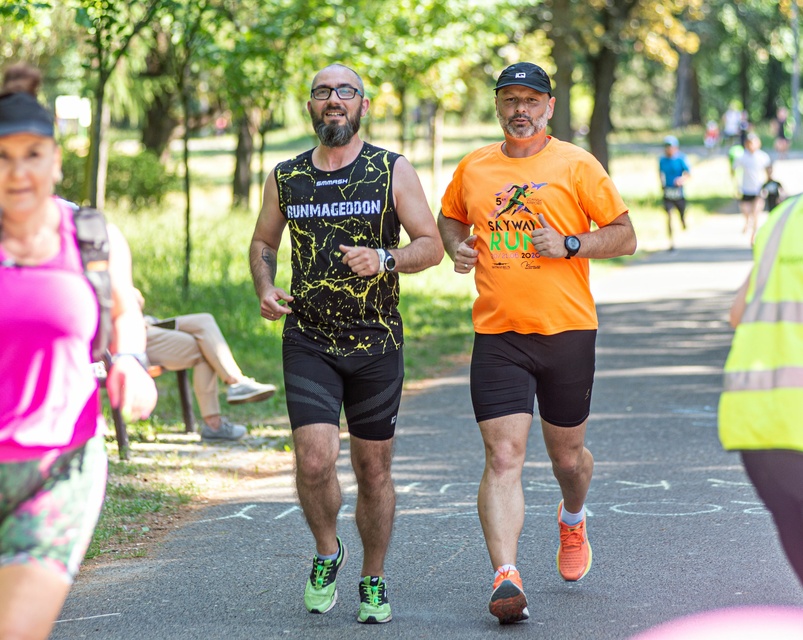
[564, 235, 581, 259]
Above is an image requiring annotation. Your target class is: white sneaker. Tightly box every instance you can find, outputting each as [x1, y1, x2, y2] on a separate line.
[226, 377, 276, 405]
[200, 419, 247, 441]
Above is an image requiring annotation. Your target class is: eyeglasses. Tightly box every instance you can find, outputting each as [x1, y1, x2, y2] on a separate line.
[310, 85, 363, 100]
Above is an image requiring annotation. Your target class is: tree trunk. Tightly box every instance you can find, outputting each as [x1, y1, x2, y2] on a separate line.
[588, 47, 618, 173]
[672, 51, 691, 128]
[397, 86, 407, 157]
[96, 100, 111, 210]
[689, 63, 702, 125]
[181, 81, 192, 297]
[739, 47, 750, 114]
[142, 90, 179, 162]
[548, 0, 574, 141]
[429, 101, 444, 208]
[233, 115, 254, 210]
[142, 27, 178, 162]
[88, 73, 109, 208]
[764, 56, 785, 121]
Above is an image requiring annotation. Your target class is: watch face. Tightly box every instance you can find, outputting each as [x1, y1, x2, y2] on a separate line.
[566, 236, 580, 251]
[385, 254, 397, 271]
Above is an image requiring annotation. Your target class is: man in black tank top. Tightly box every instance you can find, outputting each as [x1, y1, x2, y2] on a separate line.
[249, 63, 443, 625]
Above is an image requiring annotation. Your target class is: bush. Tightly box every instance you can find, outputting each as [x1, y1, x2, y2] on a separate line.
[59, 149, 178, 210]
[59, 148, 89, 205]
[106, 150, 178, 209]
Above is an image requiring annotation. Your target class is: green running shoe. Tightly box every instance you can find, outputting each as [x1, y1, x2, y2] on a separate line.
[357, 576, 392, 624]
[304, 536, 348, 614]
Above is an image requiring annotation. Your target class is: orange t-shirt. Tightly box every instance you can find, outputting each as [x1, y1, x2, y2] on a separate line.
[441, 137, 628, 335]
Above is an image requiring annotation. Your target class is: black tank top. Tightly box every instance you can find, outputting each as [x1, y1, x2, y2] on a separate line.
[274, 142, 403, 356]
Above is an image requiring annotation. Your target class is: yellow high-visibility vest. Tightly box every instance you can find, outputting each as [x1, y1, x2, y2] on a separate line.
[719, 195, 803, 452]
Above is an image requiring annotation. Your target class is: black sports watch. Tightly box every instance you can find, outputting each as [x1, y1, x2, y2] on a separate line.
[564, 235, 581, 259]
[384, 251, 396, 272]
[376, 248, 396, 273]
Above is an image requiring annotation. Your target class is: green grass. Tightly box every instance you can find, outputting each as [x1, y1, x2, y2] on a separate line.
[88, 124, 740, 561]
[86, 462, 194, 560]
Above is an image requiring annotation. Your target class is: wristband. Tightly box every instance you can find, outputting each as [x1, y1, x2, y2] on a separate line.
[110, 352, 151, 371]
[375, 248, 387, 274]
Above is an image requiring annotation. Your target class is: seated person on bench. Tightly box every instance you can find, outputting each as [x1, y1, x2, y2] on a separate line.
[135, 289, 275, 441]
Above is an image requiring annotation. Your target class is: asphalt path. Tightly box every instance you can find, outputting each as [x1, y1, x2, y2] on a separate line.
[51, 210, 803, 640]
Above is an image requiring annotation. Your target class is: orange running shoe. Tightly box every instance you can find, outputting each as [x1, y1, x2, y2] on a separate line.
[556, 500, 592, 581]
[488, 568, 529, 624]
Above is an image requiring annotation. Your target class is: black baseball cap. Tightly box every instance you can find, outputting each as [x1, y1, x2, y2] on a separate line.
[495, 62, 552, 96]
[0, 92, 54, 138]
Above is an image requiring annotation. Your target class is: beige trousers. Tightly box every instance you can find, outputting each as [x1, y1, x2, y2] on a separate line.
[145, 313, 243, 417]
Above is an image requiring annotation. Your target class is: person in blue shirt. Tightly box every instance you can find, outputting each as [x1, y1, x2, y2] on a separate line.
[658, 135, 691, 250]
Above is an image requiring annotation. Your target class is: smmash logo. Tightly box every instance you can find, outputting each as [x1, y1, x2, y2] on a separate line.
[492, 182, 547, 218]
[316, 178, 348, 187]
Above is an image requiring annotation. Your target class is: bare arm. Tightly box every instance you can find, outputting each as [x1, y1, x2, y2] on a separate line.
[437, 212, 478, 274]
[531, 212, 637, 260]
[340, 157, 444, 275]
[105, 224, 157, 418]
[249, 170, 293, 321]
[730, 271, 751, 328]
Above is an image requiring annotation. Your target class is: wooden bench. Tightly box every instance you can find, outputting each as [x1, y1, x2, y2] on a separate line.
[95, 362, 196, 460]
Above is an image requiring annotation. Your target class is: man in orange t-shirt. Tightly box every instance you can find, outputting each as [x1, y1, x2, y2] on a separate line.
[438, 62, 637, 625]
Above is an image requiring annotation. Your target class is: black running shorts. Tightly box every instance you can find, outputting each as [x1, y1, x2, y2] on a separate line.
[282, 341, 404, 441]
[470, 330, 596, 427]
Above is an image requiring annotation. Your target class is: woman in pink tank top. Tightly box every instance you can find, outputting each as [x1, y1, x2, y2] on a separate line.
[0, 63, 157, 639]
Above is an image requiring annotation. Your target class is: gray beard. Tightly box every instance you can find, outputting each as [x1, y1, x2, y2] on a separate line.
[497, 111, 548, 139]
[313, 112, 361, 148]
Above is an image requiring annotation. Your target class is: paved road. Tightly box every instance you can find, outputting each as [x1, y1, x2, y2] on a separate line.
[51, 212, 803, 640]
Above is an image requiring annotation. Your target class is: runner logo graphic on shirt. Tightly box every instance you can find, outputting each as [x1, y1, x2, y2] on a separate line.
[492, 182, 547, 218]
[488, 181, 548, 263]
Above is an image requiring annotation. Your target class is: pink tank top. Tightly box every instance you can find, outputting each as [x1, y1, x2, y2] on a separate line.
[0, 198, 103, 462]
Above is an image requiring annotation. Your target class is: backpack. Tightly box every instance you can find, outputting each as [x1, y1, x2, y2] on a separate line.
[72, 206, 113, 363]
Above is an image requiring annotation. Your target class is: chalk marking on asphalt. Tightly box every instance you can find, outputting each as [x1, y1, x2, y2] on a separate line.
[194, 504, 257, 524]
[610, 501, 722, 516]
[616, 480, 671, 491]
[708, 478, 752, 487]
[439, 482, 480, 494]
[271, 499, 769, 521]
[398, 482, 422, 493]
[275, 506, 301, 520]
[55, 613, 122, 624]
[732, 500, 770, 515]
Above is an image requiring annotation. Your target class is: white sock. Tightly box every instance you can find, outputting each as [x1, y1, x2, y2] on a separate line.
[495, 564, 517, 579]
[561, 504, 585, 526]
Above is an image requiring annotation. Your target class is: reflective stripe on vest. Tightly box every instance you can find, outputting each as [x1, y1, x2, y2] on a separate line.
[725, 366, 803, 392]
[742, 301, 803, 324]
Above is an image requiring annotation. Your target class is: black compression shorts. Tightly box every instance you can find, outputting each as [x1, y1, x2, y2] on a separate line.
[282, 341, 404, 441]
[470, 330, 596, 427]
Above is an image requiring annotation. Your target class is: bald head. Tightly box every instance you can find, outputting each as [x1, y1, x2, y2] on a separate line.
[311, 64, 365, 96]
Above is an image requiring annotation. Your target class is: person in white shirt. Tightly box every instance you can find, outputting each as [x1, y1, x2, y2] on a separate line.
[733, 133, 771, 245]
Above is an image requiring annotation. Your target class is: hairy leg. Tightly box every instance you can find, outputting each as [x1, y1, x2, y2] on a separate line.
[350, 436, 396, 576]
[477, 413, 532, 569]
[293, 423, 342, 556]
[541, 418, 593, 513]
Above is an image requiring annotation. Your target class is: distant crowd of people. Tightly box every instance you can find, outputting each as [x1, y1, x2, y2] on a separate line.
[662, 101, 792, 249]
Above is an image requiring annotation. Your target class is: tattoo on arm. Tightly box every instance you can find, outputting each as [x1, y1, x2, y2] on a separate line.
[261, 247, 277, 278]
